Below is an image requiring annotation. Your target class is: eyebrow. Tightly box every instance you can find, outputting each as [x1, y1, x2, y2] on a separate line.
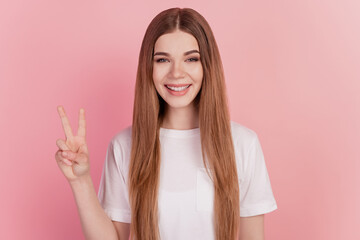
[153, 49, 200, 57]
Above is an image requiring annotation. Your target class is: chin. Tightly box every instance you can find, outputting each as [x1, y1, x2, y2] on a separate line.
[165, 100, 194, 109]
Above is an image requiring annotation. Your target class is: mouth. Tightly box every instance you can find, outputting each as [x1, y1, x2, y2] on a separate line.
[165, 84, 191, 92]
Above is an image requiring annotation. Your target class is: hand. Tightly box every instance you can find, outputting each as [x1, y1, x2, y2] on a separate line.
[55, 106, 90, 182]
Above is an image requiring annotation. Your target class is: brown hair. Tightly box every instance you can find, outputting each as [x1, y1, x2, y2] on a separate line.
[129, 7, 240, 240]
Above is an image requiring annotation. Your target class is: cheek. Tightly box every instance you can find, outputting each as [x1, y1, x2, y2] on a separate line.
[152, 66, 167, 84]
[190, 65, 203, 83]
[152, 69, 161, 86]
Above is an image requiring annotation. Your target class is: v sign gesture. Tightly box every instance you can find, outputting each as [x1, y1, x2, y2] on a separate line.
[55, 106, 90, 183]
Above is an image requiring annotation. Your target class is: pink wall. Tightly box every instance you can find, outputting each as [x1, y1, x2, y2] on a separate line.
[1, 0, 359, 239]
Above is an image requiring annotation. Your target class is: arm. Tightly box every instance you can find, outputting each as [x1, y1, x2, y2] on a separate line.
[238, 215, 264, 240]
[55, 106, 123, 240]
[69, 174, 119, 240]
[112, 221, 130, 240]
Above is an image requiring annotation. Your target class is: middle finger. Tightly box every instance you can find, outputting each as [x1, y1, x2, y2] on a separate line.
[77, 108, 86, 138]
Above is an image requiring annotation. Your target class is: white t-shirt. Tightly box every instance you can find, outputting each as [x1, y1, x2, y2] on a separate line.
[97, 121, 278, 239]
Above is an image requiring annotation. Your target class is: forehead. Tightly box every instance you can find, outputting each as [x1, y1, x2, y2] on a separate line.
[154, 30, 199, 52]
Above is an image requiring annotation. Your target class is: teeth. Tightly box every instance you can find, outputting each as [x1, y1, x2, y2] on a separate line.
[166, 85, 190, 91]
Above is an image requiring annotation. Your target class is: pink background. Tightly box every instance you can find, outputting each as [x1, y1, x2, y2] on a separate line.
[1, 0, 359, 239]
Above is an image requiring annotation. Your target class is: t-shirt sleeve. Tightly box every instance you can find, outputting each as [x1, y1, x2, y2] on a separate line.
[239, 134, 278, 217]
[97, 139, 131, 223]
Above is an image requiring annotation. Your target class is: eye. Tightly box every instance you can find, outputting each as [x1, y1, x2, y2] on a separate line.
[155, 58, 168, 63]
[187, 57, 199, 62]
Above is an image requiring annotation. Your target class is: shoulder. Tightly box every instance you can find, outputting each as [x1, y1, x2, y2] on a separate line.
[230, 120, 258, 148]
[230, 121, 262, 182]
[105, 126, 133, 172]
[109, 125, 132, 150]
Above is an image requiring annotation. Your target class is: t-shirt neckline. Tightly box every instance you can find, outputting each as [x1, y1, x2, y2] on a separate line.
[159, 127, 200, 138]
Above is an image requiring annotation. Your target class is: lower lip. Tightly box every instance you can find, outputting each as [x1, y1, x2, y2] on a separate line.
[165, 85, 191, 96]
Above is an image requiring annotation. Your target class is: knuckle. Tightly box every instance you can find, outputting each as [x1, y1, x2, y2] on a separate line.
[55, 151, 62, 160]
[64, 151, 75, 159]
[66, 152, 72, 159]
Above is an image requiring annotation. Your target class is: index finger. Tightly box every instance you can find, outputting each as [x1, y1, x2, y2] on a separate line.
[57, 105, 74, 139]
[77, 108, 86, 138]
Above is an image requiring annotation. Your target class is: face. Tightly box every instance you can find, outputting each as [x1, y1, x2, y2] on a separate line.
[152, 30, 203, 110]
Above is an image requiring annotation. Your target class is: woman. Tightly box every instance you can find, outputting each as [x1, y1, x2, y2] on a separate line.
[55, 7, 277, 240]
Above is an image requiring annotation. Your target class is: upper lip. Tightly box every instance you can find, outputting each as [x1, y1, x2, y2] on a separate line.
[165, 84, 191, 87]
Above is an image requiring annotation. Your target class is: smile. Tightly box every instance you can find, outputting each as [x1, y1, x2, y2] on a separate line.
[164, 84, 191, 96]
[165, 84, 191, 92]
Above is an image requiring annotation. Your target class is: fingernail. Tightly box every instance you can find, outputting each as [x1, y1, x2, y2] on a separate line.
[62, 152, 67, 157]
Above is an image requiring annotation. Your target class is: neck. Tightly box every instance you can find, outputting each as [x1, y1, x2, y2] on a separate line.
[161, 103, 199, 130]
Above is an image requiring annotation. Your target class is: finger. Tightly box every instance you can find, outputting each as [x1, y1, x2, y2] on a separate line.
[76, 151, 88, 164]
[62, 148, 88, 163]
[55, 150, 73, 166]
[56, 138, 70, 151]
[57, 106, 74, 139]
[77, 108, 86, 138]
[62, 158, 73, 166]
[79, 143, 89, 155]
[61, 150, 76, 161]
[70, 144, 89, 164]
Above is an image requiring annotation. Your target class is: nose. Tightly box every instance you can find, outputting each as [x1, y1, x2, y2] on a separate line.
[169, 61, 185, 79]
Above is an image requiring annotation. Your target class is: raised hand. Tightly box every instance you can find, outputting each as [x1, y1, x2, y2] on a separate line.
[55, 106, 90, 182]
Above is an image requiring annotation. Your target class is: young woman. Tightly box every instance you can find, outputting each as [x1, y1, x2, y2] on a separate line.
[55, 7, 277, 240]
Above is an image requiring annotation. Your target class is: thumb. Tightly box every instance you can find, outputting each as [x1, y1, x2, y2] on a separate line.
[75, 144, 89, 163]
[79, 143, 89, 155]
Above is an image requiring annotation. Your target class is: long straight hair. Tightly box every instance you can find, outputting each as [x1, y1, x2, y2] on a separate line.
[129, 7, 240, 240]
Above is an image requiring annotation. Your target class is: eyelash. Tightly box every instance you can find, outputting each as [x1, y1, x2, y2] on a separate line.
[155, 58, 199, 63]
